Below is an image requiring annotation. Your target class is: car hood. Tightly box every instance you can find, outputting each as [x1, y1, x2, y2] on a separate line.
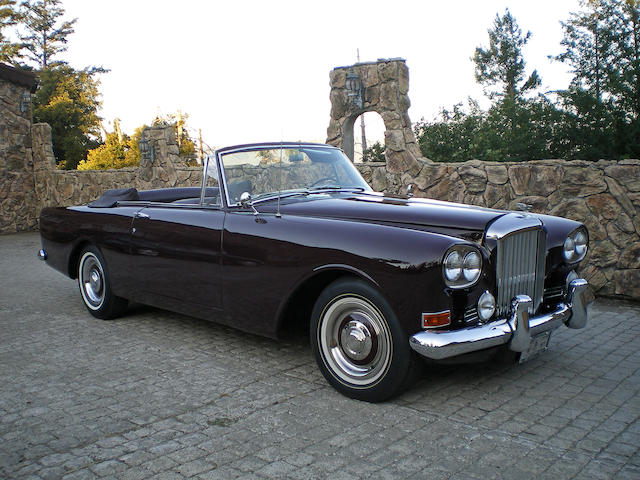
[270, 192, 506, 235]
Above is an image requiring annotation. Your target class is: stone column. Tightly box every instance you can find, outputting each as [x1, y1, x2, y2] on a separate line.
[0, 72, 38, 233]
[137, 125, 180, 188]
[326, 58, 425, 175]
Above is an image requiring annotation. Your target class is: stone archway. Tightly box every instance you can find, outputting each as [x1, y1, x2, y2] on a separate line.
[326, 58, 423, 174]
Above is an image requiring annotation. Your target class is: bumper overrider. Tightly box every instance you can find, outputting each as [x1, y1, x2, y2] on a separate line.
[409, 279, 593, 360]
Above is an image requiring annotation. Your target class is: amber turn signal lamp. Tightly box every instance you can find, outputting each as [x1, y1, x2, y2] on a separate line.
[422, 311, 451, 329]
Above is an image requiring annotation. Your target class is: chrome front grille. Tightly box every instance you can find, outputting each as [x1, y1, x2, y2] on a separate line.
[495, 228, 546, 317]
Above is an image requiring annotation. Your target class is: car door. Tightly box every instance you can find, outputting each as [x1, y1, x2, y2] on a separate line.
[129, 204, 224, 317]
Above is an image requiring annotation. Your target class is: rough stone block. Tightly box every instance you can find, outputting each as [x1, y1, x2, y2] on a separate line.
[586, 193, 622, 220]
[589, 240, 619, 268]
[458, 165, 487, 194]
[614, 269, 640, 298]
[562, 166, 607, 196]
[605, 165, 640, 192]
[528, 165, 563, 196]
[486, 164, 509, 185]
[329, 68, 346, 88]
[619, 244, 640, 269]
[378, 61, 398, 82]
[508, 165, 531, 195]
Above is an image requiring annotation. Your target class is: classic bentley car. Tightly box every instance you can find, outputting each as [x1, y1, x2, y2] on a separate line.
[39, 143, 593, 402]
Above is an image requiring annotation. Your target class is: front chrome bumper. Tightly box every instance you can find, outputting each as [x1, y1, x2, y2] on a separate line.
[409, 279, 593, 360]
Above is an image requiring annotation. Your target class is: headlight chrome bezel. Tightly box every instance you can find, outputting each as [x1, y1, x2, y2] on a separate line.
[563, 227, 589, 264]
[443, 245, 483, 289]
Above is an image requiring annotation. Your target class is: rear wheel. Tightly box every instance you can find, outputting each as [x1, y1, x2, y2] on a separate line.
[77, 246, 127, 319]
[311, 278, 420, 402]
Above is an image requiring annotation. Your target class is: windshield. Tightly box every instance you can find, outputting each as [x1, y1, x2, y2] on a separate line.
[219, 145, 372, 205]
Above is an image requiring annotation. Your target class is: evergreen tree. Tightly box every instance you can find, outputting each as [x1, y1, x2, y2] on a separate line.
[0, 0, 20, 63]
[362, 141, 386, 162]
[473, 9, 541, 99]
[611, 0, 640, 119]
[556, 1, 619, 100]
[19, 0, 76, 68]
[556, 0, 640, 158]
[33, 65, 106, 169]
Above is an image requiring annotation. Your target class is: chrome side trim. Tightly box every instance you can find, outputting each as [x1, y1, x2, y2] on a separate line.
[409, 278, 591, 360]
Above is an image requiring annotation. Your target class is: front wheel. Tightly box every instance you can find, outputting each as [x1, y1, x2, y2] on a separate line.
[77, 246, 127, 319]
[311, 278, 420, 402]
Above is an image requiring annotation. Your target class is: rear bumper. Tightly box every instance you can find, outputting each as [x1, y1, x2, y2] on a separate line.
[409, 279, 593, 360]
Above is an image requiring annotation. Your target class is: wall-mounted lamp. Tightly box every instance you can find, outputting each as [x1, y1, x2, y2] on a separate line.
[139, 134, 155, 164]
[20, 92, 31, 114]
[345, 69, 364, 109]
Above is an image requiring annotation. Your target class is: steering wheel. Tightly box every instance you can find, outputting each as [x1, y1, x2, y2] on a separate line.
[309, 177, 339, 188]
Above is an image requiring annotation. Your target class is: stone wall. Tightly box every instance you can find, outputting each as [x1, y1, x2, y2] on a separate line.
[30, 124, 202, 216]
[0, 64, 38, 233]
[356, 158, 640, 300]
[1, 60, 639, 301]
[2, 118, 201, 235]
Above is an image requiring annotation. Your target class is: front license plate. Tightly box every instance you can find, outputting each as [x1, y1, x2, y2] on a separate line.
[519, 331, 551, 363]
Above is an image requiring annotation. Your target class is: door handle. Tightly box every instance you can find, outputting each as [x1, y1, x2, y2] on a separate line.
[134, 211, 150, 219]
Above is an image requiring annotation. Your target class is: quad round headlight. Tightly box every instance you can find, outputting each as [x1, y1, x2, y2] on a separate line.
[563, 227, 588, 263]
[444, 251, 462, 282]
[443, 245, 483, 288]
[463, 251, 481, 282]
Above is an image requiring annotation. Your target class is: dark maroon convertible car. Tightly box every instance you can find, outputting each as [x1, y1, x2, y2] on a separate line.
[39, 143, 593, 402]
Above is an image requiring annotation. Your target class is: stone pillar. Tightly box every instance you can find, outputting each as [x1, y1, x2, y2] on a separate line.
[326, 58, 425, 175]
[137, 125, 180, 188]
[0, 64, 38, 233]
[31, 123, 57, 211]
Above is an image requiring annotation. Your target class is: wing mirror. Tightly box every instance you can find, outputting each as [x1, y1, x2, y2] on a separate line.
[239, 192, 259, 215]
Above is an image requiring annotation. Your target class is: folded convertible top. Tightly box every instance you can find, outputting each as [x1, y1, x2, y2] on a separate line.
[88, 188, 140, 208]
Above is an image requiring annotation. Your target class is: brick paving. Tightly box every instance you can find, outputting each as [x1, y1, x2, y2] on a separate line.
[1, 232, 639, 479]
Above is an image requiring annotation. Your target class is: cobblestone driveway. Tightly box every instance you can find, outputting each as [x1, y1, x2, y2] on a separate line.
[1, 232, 639, 479]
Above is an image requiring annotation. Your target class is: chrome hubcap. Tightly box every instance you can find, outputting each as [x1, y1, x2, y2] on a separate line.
[89, 270, 102, 294]
[340, 317, 374, 363]
[319, 296, 392, 386]
[80, 253, 105, 309]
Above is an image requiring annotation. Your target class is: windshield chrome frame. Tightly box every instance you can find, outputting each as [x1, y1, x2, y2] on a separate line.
[213, 142, 360, 209]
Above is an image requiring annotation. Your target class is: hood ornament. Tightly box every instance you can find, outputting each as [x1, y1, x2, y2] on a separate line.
[517, 202, 533, 214]
[407, 183, 414, 198]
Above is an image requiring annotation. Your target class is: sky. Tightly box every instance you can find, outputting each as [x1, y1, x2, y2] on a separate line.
[59, 0, 583, 151]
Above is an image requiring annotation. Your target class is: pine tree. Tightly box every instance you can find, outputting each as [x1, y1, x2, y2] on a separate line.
[556, 0, 619, 101]
[0, 0, 20, 63]
[19, 0, 76, 68]
[556, 0, 640, 158]
[612, 0, 640, 118]
[473, 9, 541, 99]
